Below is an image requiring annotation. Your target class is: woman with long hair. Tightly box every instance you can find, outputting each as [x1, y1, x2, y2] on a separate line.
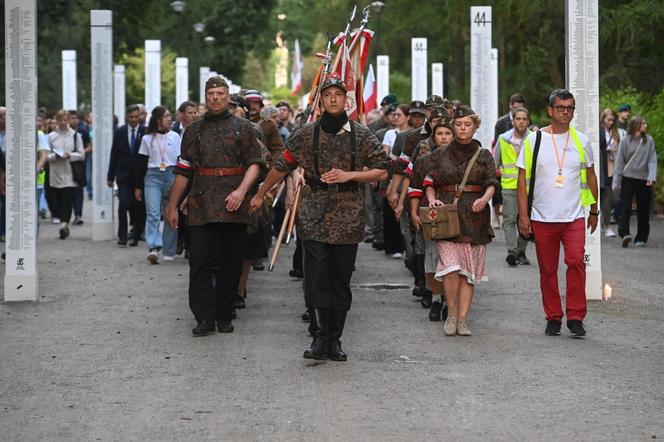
[135, 106, 181, 263]
[599, 108, 621, 237]
[612, 116, 658, 247]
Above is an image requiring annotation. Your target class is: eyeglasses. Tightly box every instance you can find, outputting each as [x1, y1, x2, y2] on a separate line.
[553, 105, 575, 113]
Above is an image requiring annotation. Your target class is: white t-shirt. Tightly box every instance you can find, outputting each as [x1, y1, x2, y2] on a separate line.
[516, 129, 594, 223]
[138, 131, 181, 169]
[382, 128, 398, 150]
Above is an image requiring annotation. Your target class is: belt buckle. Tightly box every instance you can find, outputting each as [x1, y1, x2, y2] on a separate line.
[455, 184, 462, 199]
[328, 183, 339, 192]
[214, 168, 224, 176]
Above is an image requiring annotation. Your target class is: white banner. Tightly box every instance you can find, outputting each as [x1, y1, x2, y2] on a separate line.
[91, 10, 114, 240]
[411, 38, 427, 101]
[113, 64, 126, 124]
[175, 57, 188, 107]
[376, 55, 389, 108]
[4, 0, 38, 300]
[431, 62, 443, 98]
[199, 66, 210, 104]
[61, 50, 77, 110]
[470, 6, 492, 149]
[566, 0, 602, 300]
[145, 40, 161, 112]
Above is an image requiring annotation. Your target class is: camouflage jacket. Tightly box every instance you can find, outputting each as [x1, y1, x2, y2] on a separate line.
[411, 140, 498, 245]
[174, 111, 266, 226]
[275, 120, 390, 244]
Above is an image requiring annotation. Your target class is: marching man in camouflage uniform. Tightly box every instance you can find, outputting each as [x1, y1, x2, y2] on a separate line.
[165, 76, 265, 336]
[250, 75, 390, 361]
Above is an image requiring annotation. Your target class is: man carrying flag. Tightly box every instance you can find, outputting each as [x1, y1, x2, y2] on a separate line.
[249, 75, 390, 361]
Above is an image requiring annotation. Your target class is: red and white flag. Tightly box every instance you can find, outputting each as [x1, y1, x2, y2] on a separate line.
[291, 38, 303, 95]
[363, 64, 377, 114]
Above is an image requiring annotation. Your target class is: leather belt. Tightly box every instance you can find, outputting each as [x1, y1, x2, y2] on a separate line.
[306, 178, 358, 192]
[439, 184, 483, 193]
[196, 166, 246, 177]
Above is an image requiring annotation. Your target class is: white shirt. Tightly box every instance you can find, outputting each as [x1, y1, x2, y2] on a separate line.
[516, 129, 594, 223]
[138, 131, 181, 168]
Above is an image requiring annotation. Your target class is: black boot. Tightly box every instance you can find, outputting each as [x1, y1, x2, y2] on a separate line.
[411, 255, 426, 297]
[327, 310, 348, 361]
[420, 290, 433, 308]
[303, 308, 328, 360]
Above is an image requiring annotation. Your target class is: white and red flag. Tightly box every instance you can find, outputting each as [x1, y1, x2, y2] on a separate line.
[363, 64, 377, 114]
[291, 38, 303, 95]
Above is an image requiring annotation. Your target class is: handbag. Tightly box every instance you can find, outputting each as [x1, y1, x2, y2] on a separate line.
[419, 147, 482, 241]
[70, 132, 87, 187]
[519, 130, 541, 242]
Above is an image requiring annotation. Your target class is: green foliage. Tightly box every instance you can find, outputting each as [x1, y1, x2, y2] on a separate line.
[116, 47, 177, 112]
[388, 72, 410, 107]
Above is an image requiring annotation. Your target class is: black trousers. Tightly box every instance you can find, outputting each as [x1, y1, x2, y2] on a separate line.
[618, 176, 651, 243]
[382, 198, 403, 254]
[293, 235, 303, 272]
[188, 222, 247, 323]
[303, 240, 358, 311]
[51, 187, 75, 223]
[117, 181, 144, 240]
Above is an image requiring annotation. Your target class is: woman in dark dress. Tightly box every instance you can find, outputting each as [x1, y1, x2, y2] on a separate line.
[415, 106, 498, 336]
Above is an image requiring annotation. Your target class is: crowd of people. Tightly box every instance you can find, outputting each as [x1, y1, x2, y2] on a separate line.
[0, 78, 658, 358]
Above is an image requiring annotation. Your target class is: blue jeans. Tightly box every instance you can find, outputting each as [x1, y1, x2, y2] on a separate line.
[144, 167, 176, 256]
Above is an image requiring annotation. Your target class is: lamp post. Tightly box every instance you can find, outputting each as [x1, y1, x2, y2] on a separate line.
[170, 1, 187, 52]
[371, 1, 386, 57]
[194, 22, 206, 101]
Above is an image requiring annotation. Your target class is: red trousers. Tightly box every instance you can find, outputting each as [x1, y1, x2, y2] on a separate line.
[532, 218, 587, 321]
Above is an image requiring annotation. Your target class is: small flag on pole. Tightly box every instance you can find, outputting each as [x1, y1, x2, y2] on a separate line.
[363, 64, 377, 114]
[291, 38, 303, 95]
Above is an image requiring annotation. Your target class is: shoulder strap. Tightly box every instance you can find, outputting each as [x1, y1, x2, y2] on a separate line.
[453, 146, 483, 205]
[313, 122, 321, 177]
[527, 130, 542, 217]
[349, 121, 356, 171]
[623, 136, 643, 172]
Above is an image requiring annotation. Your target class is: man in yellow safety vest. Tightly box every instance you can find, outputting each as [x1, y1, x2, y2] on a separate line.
[516, 89, 598, 338]
[494, 107, 532, 266]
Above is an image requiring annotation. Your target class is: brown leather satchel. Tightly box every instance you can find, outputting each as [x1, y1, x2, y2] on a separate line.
[419, 147, 482, 241]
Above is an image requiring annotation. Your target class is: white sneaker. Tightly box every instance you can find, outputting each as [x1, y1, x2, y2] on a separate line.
[163, 255, 174, 262]
[51, 217, 61, 224]
[604, 227, 616, 237]
[147, 250, 159, 264]
[392, 252, 402, 259]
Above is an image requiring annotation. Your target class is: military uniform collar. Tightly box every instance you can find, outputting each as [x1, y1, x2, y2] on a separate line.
[336, 121, 352, 135]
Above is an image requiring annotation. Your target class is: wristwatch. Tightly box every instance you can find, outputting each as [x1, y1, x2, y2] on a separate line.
[589, 211, 599, 216]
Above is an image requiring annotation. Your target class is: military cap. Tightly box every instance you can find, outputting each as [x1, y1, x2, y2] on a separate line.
[205, 75, 229, 91]
[243, 89, 264, 103]
[453, 105, 477, 119]
[230, 94, 248, 110]
[617, 103, 631, 112]
[319, 73, 347, 93]
[385, 103, 398, 114]
[380, 94, 398, 106]
[425, 95, 444, 107]
[433, 116, 454, 131]
[409, 100, 427, 115]
[429, 106, 447, 120]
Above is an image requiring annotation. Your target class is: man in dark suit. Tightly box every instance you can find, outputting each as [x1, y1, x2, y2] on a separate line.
[107, 104, 145, 246]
